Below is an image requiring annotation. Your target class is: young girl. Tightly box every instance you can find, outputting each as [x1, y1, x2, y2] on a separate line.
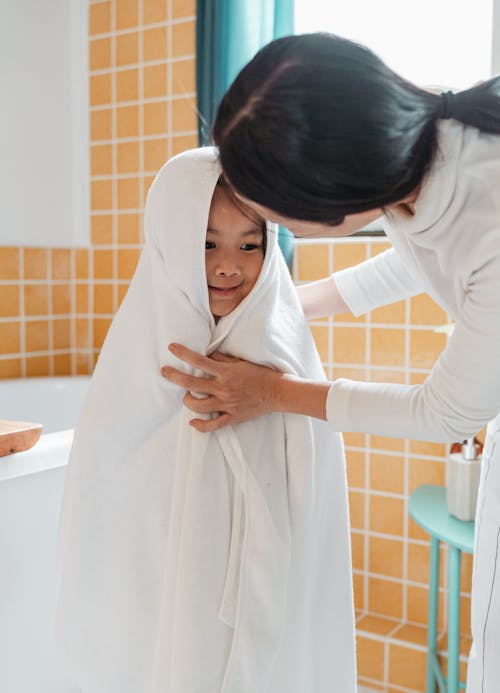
[55, 147, 355, 693]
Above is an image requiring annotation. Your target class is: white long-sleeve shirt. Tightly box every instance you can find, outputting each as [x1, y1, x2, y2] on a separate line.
[327, 119, 500, 442]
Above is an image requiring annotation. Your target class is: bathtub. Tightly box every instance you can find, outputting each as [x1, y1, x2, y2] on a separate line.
[0, 376, 90, 693]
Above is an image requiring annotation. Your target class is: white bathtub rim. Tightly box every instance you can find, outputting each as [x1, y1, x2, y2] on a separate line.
[0, 429, 74, 483]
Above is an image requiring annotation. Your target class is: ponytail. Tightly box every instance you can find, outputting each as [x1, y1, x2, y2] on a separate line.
[435, 77, 500, 134]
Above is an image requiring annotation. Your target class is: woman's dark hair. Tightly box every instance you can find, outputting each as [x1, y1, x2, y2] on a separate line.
[215, 175, 267, 254]
[212, 33, 500, 225]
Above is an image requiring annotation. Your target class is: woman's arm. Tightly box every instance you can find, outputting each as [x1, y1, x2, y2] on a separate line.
[296, 277, 349, 319]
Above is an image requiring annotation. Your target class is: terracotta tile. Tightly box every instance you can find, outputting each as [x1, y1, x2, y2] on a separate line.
[172, 0, 195, 17]
[356, 633, 385, 680]
[368, 434, 405, 453]
[143, 102, 167, 136]
[76, 249, 89, 280]
[91, 215, 113, 245]
[143, 0, 167, 24]
[171, 133, 198, 155]
[351, 531, 365, 571]
[172, 58, 195, 94]
[93, 249, 113, 280]
[144, 139, 168, 172]
[346, 450, 366, 489]
[0, 322, 20, 354]
[93, 318, 112, 349]
[334, 309, 366, 324]
[0, 285, 20, 317]
[53, 319, 71, 350]
[75, 351, 92, 375]
[117, 105, 139, 137]
[116, 31, 138, 66]
[143, 26, 167, 62]
[388, 642, 426, 690]
[116, 0, 138, 29]
[0, 358, 22, 378]
[357, 613, 399, 637]
[116, 69, 139, 102]
[369, 536, 404, 579]
[26, 356, 50, 377]
[0, 248, 20, 279]
[461, 552, 473, 592]
[117, 214, 141, 244]
[89, 1, 111, 35]
[90, 73, 111, 106]
[409, 439, 447, 457]
[406, 584, 433, 626]
[333, 326, 366, 364]
[91, 180, 113, 210]
[369, 242, 391, 257]
[91, 144, 112, 176]
[410, 293, 447, 326]
[51, 250, 71, 280]
[117, 178, 140, 209]
[310, 324, 329, 362]
[357, 678, 386, 691]
[117, 141, 140, 173]
[117, 283, 130, 307]
[90, 108, 112, 141]
[438, 651, 470, 685]
[54, 353, 72, 375]
[371, 300, 406, 324]
[370, 453, 405, 495]
[75, 284, 89, 314]
[349, 490, 366, 530]
[143, 64, 167, 98]
[143, 176, 156, 200]
[410, 329, 446, 369]
[93, 284, 114, 314]
[171, 20, 195, 56]
[75, 318, 90, 349]
[409, 515, 431, 542]
[296, 245, 329, 281]
[171, 97, 197, 132]
[332, 366, 366, 381]
[460, 594, 472, 635]
[90, 37, 111, 71]
[24, 285, 48, 316]
[344, 431, 366, 447]
[369, 577, 403, 619]
[391, 622, 428, 647]
[437, 632, 473, 657]
[117, 249, 141, 280]
[408, 541, 431, 585]
[353, 571, 364, 611]
[25, 320, 49, 352]
[52, 285, 72, 314]
[23, 249, 48, 279]
[408, 458, 446, 493]
[369, 495, 405, 536]
[370, 328, 406, 367]
[332, 242, 366, 272]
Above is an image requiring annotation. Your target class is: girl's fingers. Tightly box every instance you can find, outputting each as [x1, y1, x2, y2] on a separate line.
[168, 343, 221, 376]
[189, 413, 232, 433]
[161, 366, 216, 395]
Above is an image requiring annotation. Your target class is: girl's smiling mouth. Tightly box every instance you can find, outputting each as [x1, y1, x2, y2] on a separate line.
[208, 283, 242, 296]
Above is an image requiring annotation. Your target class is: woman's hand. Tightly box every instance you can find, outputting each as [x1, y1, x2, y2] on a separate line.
[161, 343, 282, 432]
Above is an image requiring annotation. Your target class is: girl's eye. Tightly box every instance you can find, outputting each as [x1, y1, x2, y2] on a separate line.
[241, 243, 261, 251]
[205, 241, 216, 250]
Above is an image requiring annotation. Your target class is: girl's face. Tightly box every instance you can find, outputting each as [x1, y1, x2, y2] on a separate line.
[206, 187, 265, 322]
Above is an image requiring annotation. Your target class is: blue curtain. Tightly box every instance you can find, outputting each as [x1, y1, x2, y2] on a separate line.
[196, 0, 295, 269]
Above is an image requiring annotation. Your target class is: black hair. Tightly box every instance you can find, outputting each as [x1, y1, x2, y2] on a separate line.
[214, 175, 267, 254]
[212, 33, 500, 226]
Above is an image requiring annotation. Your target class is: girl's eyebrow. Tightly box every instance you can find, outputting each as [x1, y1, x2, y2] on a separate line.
[206, 227, 262, 236]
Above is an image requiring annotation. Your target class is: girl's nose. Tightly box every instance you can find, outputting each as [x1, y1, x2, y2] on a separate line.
[215, 259, 241, 276]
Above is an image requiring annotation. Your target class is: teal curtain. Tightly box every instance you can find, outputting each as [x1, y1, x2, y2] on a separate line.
[196, 0, 295, 269]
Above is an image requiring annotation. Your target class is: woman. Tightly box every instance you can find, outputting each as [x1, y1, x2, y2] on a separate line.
[162, 34, 500, 691]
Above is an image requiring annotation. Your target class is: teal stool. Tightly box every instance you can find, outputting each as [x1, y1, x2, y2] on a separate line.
[409, 485, 475, 693]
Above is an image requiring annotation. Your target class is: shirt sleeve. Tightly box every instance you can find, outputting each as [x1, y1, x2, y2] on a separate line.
[333, 247, 425, 317]
[327, 251, 500, 442]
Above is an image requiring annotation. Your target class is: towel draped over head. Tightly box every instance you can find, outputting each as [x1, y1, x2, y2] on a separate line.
[56, 147, 356, 693]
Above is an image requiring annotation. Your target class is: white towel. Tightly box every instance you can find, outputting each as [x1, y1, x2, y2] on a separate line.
[56, 147, 356, 693]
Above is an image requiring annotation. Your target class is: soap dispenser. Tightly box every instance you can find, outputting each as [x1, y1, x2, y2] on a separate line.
[446, 437, 482, 521]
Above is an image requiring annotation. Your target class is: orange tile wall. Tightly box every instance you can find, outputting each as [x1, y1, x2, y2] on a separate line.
[0, 5, 473, 690]
[0, 0, 197, 378]
[294, 239, 473, 691]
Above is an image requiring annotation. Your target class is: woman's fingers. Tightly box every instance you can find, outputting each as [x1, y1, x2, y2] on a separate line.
[161, 365, 217, 395]
[168, 343, 221, 376]
[209, 351, 239, 363]
[183, 391, 220, 413]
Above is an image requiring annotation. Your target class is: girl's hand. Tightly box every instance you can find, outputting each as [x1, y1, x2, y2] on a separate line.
[161, 343, 282, 432]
